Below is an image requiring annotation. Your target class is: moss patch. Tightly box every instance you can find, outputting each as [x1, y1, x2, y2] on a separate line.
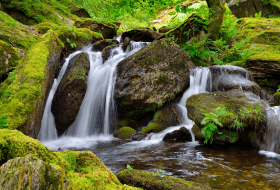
[0, 40, 20, 78]
[35, 22, 58, 34]
[113, 127, 136, 139]
[0, 31, 62, 130]
[0, 10, 36, 50]
[117, 169, 211, 190]
[141, 122, 166, 135]
[0, 129, 59, 166]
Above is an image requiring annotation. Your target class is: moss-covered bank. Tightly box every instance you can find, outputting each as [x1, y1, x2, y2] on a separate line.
[117, 169, 211, 190]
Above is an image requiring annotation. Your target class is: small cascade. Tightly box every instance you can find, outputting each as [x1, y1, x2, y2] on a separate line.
[145, 67, 211, 142]
[261, 106, 280, 154]
[38, 49, 88, 141]
[39, 41, 150, 141]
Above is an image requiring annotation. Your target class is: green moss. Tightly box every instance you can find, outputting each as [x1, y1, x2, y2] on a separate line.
[117, 169, 211, 190]
[0, 129, 59, 166]
[0, 0, 73, 25]
[141, 122, 166, 135]
[113, 127, 136, 139]
[0, 40, 20, 77]
[0, 30, 63, 130]
[35, 22, 58, 34]
[275, 92, 280, 100]
[0, 10, 36, 50]
[215, 129, 238, 143]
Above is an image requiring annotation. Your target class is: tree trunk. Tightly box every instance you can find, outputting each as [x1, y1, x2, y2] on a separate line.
[206, 0, 225, 41]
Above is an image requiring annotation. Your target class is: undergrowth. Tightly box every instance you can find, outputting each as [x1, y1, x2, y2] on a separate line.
[71, 0, 185, 30]
[201, 103, 264, 144]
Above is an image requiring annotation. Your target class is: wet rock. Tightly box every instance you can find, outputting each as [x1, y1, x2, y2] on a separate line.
[0, 40, 19, 81]
[114, 38, 195, 127]
[74, 19, 117, 39]
[131, 30, 161, 42]
[122, 37, 131, 51]
[274, 92, 280, 106]
[117, 169, 212, 190]
[0, 155, 70, 190]
[131, 134, 145, 141]
[52, 52, 90, 136]
[187, 90, 266, 147]
[159, 26, 173, 33]
[163, 127, 192, 142]
[92, 39, 119, 52]
[228, 0, 280, 18]
[158, 14, 207, 43]
[102, 44, 120, 62]
[121, 29, 141, 41]
[210, 65, 262, 97]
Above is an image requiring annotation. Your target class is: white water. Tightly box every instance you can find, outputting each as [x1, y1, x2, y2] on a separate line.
[145, 67, 211, 142]
[38, 41, 150, 142]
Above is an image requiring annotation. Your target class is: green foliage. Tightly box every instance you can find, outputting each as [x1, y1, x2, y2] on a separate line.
[254, 11, 262, 18]
[157, 100, 163, 108]
[277, 85, 280, 92]
[156, 169, 165, 175]
[153, 110, 163, 122]
[126, 164, 133, 174]
[66, 38, 77, 48]
[72, 0, 185, 30]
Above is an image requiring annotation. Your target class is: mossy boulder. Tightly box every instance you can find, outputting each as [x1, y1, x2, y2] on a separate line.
[0, 40, 19, 80]
[274, 91, 280, 106]
[121, 29, 142, 42]
[0, 30, 63, 137]
[0, 10, 36, 50]
[141, 122, 163, 135]
[92, 39, 119, 52]
[236, 18, 280, 90]
[0, 155, 70, 190]
[158, 26, 173, 33]
[56, 151, 140, 190]
[51, 52, 90, 136]
[69, 4, 91, 18]
[186, 90, 266, 146]
[117, 169, 211, 190]
[228, 0, 280, 18]
[74, 18, 117, 39]
[113, 127, 136, 139]
[0, 129, 59, 166]
[114, 38, 195, 127]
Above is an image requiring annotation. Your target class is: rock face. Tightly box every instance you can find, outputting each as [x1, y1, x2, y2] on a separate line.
[117, 169, 211, 190]
[187, 90, 266, 146]
[0, 40, 19, 80]
[0, 155, 70, 190]
[74, 19, 117, 39]
[92, 39, 119, 51]
[122, 37, 131, 51]
[158, 26, 173, 33]
[163, 127, 192, 142]
[114, 38, 195, 127]
[52, 52, 90, 136]
[228, 0, 280, 18]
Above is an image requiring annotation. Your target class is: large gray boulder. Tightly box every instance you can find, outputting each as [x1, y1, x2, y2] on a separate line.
[0, 155, 70, 190]
[52, 52, 90, 136]
[114, 38, 195, 127]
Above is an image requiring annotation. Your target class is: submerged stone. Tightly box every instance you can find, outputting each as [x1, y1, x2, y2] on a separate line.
[52, 52, 90, 136]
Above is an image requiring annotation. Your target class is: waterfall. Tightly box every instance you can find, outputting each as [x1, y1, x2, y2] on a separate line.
[145, 67, 211, 142]
[38, 41, 150, 141]
[260, 106, 280, 154]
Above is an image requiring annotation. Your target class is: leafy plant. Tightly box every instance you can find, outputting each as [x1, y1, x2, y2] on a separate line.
[170, 93, 175, 99]
[156, 169, 165, 175]
[277, 85, 280, 92]
[66, 38, 77, 48]
[157, 100, 163, 108]
[201, 107, 228, 144]
[126, 164, 133, 174]
[254, 11, 262, 18]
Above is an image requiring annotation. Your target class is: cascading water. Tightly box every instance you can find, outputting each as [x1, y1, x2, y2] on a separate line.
[145, 67, 211, 142]
[38, 41, 150, 142]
